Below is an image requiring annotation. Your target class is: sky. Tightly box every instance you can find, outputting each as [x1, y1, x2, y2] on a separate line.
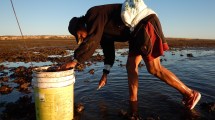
[0, 0, 215, 39]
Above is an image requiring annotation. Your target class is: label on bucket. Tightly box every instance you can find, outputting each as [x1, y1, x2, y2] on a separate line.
[34, 84, 74, 120]
[36, 93, 45, 102]
[33, 66, 75, 120]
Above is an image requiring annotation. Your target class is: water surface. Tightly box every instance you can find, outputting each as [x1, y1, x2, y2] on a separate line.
[0, 49, 215, 119]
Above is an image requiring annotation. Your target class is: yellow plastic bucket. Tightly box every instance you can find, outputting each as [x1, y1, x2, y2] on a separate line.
[32, 66, 75, 120]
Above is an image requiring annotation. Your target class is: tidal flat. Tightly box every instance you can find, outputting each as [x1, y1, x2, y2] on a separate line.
[0, 37, 215, 120]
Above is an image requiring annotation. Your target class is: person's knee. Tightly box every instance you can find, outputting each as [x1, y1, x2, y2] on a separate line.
[147, 67, 155, 75]
[147, 67, 161, 76]
[145, 58, 163, 76]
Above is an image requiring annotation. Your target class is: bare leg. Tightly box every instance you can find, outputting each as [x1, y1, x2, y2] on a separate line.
[126, 55, 142, 101]
[126, 55, 200, 110]
[126, 54, 142, 117]
[143, 57, 193, 98]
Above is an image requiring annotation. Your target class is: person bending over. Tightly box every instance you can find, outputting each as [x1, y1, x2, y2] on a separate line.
[59, 4, 131, 89]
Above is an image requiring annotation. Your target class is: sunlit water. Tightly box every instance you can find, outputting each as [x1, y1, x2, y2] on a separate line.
[0, 48, 215, 119]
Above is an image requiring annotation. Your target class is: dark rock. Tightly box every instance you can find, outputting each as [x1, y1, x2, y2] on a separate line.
[75, 63, 85, 72]
[16, 82, 31, 94]
[90, 53, 104, 62]
[138, 63, 144, 67]
[121, 51, 128, 56]
[0, 84, 13, 94]
[86, 62, 92, 66]
[0, 71, 8, 77]
[89, 69, 95, 74]
[0, 65, 7, 71]
[200, 102, 215, 112]
[0, 76, 9, 83]
[75, 103, 85, 113]
[187, 53, 194, 57]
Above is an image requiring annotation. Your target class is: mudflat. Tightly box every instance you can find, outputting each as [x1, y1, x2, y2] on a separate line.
[1, 36, 215, 120]
[0, 36, 215, 63]
[1, 36, 215, 50]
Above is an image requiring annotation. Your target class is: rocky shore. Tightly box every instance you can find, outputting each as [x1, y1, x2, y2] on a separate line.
[0, 36, 215, 63]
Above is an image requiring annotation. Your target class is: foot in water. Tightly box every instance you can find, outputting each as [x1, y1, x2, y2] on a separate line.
[182, 90, 201, 110]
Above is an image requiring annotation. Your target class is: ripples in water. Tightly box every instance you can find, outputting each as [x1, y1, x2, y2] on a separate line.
[1, 49, 215, 119]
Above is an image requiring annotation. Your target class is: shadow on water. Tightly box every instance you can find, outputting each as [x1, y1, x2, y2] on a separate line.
[0, 49, 215, 120]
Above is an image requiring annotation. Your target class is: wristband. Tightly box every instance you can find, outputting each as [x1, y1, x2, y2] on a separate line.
[103, 69, 110, 74]
[104, 65, 111, 71]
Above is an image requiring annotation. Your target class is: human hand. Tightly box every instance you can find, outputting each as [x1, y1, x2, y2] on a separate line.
[97, 73, 107, 90]
[59, 61, 77, 70]
[46, 66, 60, 72]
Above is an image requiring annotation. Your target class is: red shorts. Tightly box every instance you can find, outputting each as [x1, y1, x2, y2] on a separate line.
[129, 14, 169, 61]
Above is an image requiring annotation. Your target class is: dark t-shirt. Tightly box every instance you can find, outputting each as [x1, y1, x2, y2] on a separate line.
[74, 4, 130, 65]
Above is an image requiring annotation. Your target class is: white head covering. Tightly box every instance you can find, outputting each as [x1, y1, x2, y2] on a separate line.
[121, 0, 156, 31]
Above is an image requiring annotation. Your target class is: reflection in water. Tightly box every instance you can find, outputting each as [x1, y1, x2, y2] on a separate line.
[0, 49, 215, 120]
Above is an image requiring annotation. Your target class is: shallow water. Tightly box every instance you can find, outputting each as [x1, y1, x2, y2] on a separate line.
[1, 48, 215, 119]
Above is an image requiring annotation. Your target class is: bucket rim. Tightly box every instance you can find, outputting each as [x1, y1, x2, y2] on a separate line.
[32, 66, 74, 73]
[32, 66, 75, 78]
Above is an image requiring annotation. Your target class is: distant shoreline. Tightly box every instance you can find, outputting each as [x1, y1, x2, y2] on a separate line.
[0, 35, 72, 40]
[0, 35, 214, 41]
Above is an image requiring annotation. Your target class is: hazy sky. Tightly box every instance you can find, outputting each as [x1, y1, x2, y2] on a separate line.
[0, 0, 215, 39]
